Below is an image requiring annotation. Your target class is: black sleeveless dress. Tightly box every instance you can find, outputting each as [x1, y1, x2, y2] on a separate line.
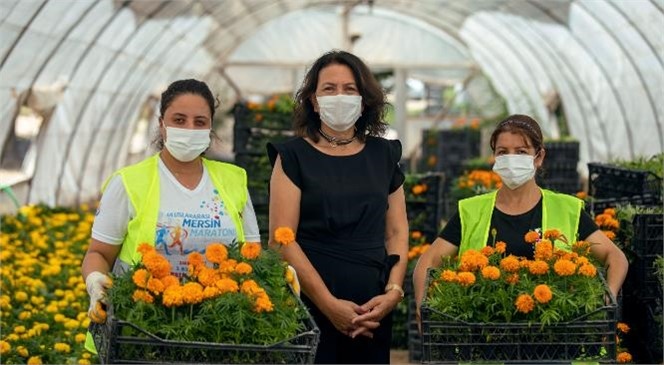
[268, 136, 404, 364]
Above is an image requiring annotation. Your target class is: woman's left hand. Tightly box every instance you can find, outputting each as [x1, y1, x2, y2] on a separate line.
[350, 291, 402, 336]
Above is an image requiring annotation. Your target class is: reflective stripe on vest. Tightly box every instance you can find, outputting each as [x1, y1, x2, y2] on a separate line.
[458, 189, 583, 258]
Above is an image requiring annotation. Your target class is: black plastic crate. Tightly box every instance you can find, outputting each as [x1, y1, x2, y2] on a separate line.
[405, 277, 422, 363]
[90, 303, 319, 364]
[539, 177, 581, 195]
[632, 214, 664, 257]
[233, 127, 294, 154]
[631, 255, 663, 302]
[407, 203, 443, 234]
[420, 304, 617, 364]
[233, 103, 293, 130]
[588, 162, 663, 199]
[585, 194, 662, 216]
[545, 141, 580, 164]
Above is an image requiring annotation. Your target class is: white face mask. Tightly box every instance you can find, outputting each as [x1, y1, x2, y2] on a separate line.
[493, 154, 536, 190]
[164, 126, 210, 162]
[316, 95, 362, 132]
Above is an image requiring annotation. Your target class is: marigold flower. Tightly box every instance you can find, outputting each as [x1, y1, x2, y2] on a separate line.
[240, 242, 261, 260]
[137, 243, 155, 256]
[215, 278, 239, 294]
[576, 191, 587, 200]
[617, 322, 630, 333]
[617, 352, 632, 363]
[142, 252, 171, 279]
[202, 286, 220, 299]
[515, 294, 535, 313]
[553, 259, 577, 276]
[500, 255, 521, 273]
[132, 269, 150, 288]
[481, 246, 494, 257]
[241, 279, 262, 296]
[182, 282, 205, 305]
[495, 241, 506, 254]
[456, 272, 476, 286]
[481, 266, 501, 280]
[219, 259, 238, 274]
[603, 208, 616, 217]
[534, 240, 553, 261]
[75, 333, 86, 343]
[0, 340, 10, 354]
[15, 291, 28, 302]
[275, 227, 295, 245]
[533, 284, 553, 304]
[458, 250, 489, 271]
[162, 286, 184, 307]
[254, 293, 274, 313]
[528, 260, 549, 275]
[187, 252, 205, 268]
[161, 275, 180, 288]
[441, 269, 457, 282]
[54, 343, 71, 353]
[132, 289, 154, 304]
[146, 277, 165, 294]
[543, 229, 562, 240]
[505, 273, 520, 285]
[524, 231, 540, 244]
[235, 262, 253, 275]
[27, 357, 42, 365]
[205, 243, 228, 264]
[602, 230, 616, 240]
[578, 263, 597, 277]
[411, 231, 422, 240]
[197, 267, 219, 287]
[17, 345, 29, 357]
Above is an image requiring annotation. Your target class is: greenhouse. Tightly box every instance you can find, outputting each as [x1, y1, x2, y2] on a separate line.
[0, 0, 662, 364]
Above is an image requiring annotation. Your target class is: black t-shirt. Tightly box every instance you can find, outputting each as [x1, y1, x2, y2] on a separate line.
[439, 197, 598, 259]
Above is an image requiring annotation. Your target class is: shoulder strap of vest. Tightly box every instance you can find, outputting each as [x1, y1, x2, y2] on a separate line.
[458, 190, 497, 257]
[541, 189, 583, 246]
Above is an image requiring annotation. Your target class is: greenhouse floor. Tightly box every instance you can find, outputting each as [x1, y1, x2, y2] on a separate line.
[390, 349, 413, 364]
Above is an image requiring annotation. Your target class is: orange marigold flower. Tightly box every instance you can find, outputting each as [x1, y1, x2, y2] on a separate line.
[572, 240, 592, 255]
[617, 322, 630, 333]
[240, 242, 261, 260]
[575, 256, 590, 265]
[505, 273, 520, 285]
[215, 278, 239, 294]
[603, 208, 616, 217]
[132, 269, 150, 289]
[187, 252, 205, 268]
[602, 230, 616, 241]
[441, 270, 457, 282]
[137, 243, 155, 256]
[411, 184, 425, 195]
[146, 277, 165, 294]
[481, 246, 495, 257]
[241, 279, 262, 296]
[219, 259, 238, 274]
[524, 231, 540, 244]
[182, 282, 204, 305]
[528, 260, 549, 275]
[161, 275, 180, 288]
[162, 286, 184, 307]
[235, 262, 253, 275]
[205, 243, 228, 264]
[578, 263, 597, 277]
[543, 229, 562, 240]
[456, 272, 476, 287]
[142, 252, 171, 279]
[197, 267, 219, 287]
[458, 250, 489, 272]
[553, 259, 577, 276]
[533, 284, 553, 304]
[254, 293, 274, 313]
[275, 227, 295, 245]
[202, 286, 220, 299]
[534, 240, 553, 261]
[481, 266, 501, 280]
[617, 352, 632, 363]
[515, 294, 535, 313]
[500, 255, 521, 273]
[132, 289, 154, 304]
[495, 241, 506, 254]
[576, 191, 587, 200]
[411, 231, 422, 240]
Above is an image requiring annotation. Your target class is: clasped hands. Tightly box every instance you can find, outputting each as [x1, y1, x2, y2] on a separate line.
[327, 291, 401, 339]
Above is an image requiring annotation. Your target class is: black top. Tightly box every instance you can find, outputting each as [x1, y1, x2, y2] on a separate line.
[439, 197, 599, 259]
[267, 136, 404, 302]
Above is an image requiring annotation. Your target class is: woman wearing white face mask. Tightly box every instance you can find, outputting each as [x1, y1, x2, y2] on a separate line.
[412, 114, 628, 329]
[81, 79, 261, 352]
[267, 50, 408, 363]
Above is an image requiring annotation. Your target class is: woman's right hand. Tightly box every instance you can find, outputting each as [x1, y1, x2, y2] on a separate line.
[324, 298, 377, 338]
[85, 271, 113, 323]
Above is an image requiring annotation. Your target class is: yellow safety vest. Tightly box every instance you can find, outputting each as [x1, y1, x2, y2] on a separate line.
[85, 153, 248, 353]
[458, 189, 583, 258]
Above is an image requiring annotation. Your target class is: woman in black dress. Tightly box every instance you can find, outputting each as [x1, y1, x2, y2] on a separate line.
[267, 50, 408, 364]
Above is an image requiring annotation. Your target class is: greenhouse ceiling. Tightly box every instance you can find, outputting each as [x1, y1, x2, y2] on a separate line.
[0, 0, 662, 208]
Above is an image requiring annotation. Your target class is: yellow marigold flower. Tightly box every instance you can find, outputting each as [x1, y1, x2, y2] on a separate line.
[54, 342, 71, 353]
[75, 333, 86, 343]
[617, 352, 632, 363]
[18, 311, 31, 320]
[240, 242, 261, 260]
[275, 227, 295, 245]
[14, 325, 26, 334]
[235, 262, 253, 275]
[524, 230, 540, 244]
[0, 340, 9, 355]
[17, 345, 29, 357]
[515, 294, 535, 313]
[254, 293, 274, 313]
[533, 284, 553, 304]
[146, 277, 165, 294]
[137, 243, 155, 255]
[182, 282, 205, 305]
[440, 270, 457, 282]
[495, 241, 506, 254]
[456, 272, 476, 287]
[162, 286, 184, 307]
[142, 252, 172, 279]
[481, 246, 494, 257]
[219, 259, 238, 274]
[578, 263, 597, 277]
[27, 356, 42, 365]
[241, 280, 262, 296]
[500, 255, 521, 273]
[505, 273, 520, 285]
[528, 260, 549, 275]
[215, 278, 239, 294]
[553, 259, 577, 276]
[132, 269, 150, 288]
[205, 243, 229, 264]
[617, 322, 630, 333]
[65, 319, 80, 330]
[132, 289, 154, 304]
[78, 359, 91, 365]
[481, 266, 501, 280]
[534, 240, 553, 261]
[15, 291, 28, 302]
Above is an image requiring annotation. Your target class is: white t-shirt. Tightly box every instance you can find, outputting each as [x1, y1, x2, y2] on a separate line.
[92, 159, 261, 276]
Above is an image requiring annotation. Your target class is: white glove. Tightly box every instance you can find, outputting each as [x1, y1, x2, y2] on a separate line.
[86, 271, 112, 322]
[286, 265, 301, 297]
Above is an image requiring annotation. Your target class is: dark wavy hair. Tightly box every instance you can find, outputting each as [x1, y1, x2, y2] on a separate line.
[154, 79, 218, 150]
[293, 50, 389, 142]
[490, 114, 544, 153]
